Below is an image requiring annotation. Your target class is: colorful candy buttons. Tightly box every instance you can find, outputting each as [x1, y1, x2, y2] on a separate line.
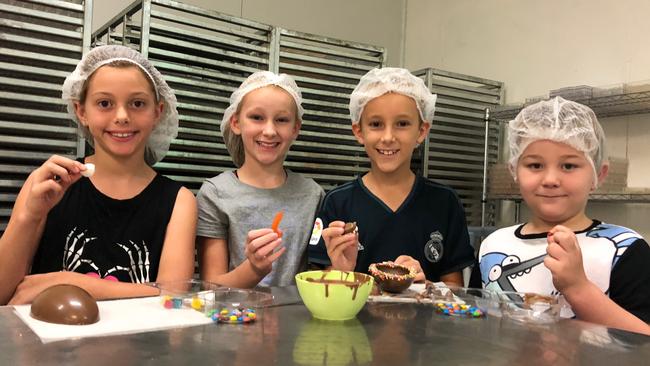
[434, 302, 485, 318]
[207, 307, 257, 324]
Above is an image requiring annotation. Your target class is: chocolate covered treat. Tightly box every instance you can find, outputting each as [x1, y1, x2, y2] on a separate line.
[368, 261, 416, 293]
[30, 284, 99, 325]
[343, 222, 357, 234]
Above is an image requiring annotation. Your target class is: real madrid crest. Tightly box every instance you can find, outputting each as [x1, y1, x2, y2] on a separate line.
[425, 231, 444, 263]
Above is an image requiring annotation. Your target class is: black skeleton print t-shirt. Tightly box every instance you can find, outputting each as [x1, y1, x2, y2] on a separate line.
[31, 174, 182, 283]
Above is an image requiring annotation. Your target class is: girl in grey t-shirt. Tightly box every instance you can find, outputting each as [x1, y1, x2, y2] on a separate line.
[196, 71, 323, 287]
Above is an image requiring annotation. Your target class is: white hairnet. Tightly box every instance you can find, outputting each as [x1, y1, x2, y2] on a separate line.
[220, 71, 303, 167]
[62, 45, 178, 165]
[508, 96, 608, 187]
[349, 67, 437, 124]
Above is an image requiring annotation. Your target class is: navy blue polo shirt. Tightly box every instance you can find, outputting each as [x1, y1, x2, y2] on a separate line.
[308, 175, 474, 281]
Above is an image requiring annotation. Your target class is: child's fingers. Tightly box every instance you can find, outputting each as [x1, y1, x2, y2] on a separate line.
[48, 154, 84, 172]
[248, 234, 280, 254]
[547, 230, 556, 245]
[255, 238, 283, 258]
[414, 272, 426, 283]
[395, 257, 417, 270]
[246, 228, 276, 245]
[325, 233, 356, 252]
[550, 225, 572, 235]
[38, 156, 83, 180]
[328, 239, 358, 259]
[543, 255, 560, 273]
[395, 255, 424, 279]
[34, 162, 72, 185]
[546, 242, 565, 260]
[30, 179, 65, 198]
[265, 246, 286, 263]
[550, 231, 580, 253]
[328, 220, 345, 229]
[322, 226, 344, 240]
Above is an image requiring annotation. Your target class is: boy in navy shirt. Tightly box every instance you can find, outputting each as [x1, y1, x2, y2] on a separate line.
[309, 68, 474, 285]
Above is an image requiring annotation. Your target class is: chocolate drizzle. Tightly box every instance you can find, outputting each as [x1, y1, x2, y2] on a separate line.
[305, 270, 370, 300]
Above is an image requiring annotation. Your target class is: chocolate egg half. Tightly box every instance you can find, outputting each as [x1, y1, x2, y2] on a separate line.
[30, 284, 99, 325]
[368, 262, 416, 293]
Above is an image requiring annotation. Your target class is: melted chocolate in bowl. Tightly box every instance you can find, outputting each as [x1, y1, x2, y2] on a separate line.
[30, 284, 100, 325]
[305, 271, 370, 300]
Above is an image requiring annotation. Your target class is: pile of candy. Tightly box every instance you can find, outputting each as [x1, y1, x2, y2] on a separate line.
[161, 295, 205, 311]
[434, 302, 484, 318]
[208, 307, 257, 324]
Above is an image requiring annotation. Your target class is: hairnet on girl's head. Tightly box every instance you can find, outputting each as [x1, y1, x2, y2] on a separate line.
[508, 96, 608, 187]
[62, 45, 178, 165]
[220, 71, 303, 167]
[349, 67, 437, 124]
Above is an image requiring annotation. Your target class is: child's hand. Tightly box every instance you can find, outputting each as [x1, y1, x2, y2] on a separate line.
[24, 155, 85, 219]
[244, 228, 285, 277]
[544, 225, 590, 295]
[394, 255, 426, 282]
[8, 271, 76, 305]
[322, 221, 358, 271]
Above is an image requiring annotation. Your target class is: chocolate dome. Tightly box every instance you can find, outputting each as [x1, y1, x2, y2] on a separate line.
[30, 284, 99, 325]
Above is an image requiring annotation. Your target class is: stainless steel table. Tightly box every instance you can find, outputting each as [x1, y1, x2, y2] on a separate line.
[1, 287, 648, 365]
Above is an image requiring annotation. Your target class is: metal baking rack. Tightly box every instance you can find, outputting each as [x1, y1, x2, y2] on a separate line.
[413, 68, 504, 226]
[0, 0, 92, 231]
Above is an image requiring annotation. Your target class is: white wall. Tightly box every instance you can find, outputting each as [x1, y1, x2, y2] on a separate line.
[92, 0, 405, 66]
[404, 0, 650, 103]
[404, 0, 650, 236]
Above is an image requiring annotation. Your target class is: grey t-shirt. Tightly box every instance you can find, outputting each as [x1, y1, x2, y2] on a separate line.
[197, 170, 324, 286]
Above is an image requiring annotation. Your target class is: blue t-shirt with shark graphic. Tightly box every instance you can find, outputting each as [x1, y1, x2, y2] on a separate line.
[478, 220, 650, 322]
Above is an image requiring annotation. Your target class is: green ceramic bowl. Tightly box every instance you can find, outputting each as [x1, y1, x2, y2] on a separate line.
[295, 270, 374, 321]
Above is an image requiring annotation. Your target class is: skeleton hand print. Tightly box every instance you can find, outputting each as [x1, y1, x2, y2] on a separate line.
[63, 227, 97, 271]
[61, 228, 150, 283]
[105, 240, 150, 283]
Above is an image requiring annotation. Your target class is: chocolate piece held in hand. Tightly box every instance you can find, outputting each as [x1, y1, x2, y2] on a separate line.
[343, 222, 357, 234]
[30, 284, 99, 325]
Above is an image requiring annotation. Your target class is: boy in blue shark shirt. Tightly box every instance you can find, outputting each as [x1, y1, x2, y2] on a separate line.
[308, 68, 474, 286]
[478, 97, 650, 335]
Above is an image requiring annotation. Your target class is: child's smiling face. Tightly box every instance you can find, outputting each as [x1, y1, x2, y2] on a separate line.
[74, 65, 162, 161]
[352, 92, 430, 176]
[231, 86, 301, 169]
[516, 139, 599, 225]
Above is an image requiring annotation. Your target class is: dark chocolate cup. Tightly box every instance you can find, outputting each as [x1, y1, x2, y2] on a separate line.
[369, 263, 415, 293]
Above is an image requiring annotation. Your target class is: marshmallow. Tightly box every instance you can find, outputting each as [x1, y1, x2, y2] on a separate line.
[81, 163, 95, 178]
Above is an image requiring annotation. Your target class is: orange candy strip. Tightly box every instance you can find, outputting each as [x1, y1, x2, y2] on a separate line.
[271, 211, 284, 237]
